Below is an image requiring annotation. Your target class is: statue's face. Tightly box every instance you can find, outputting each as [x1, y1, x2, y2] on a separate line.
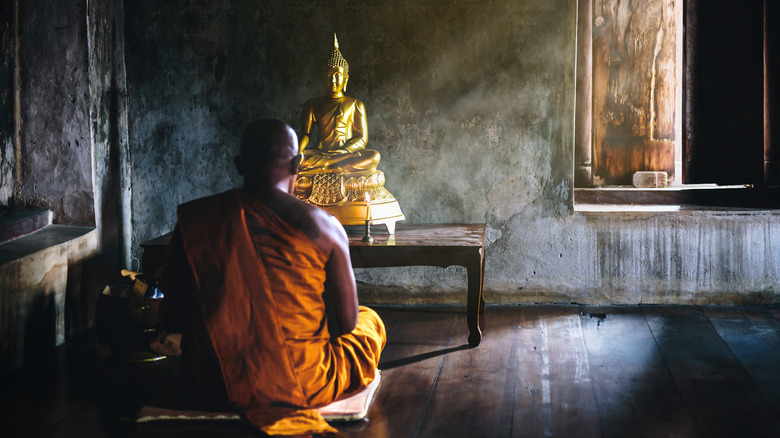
[325, 66, 348, 94]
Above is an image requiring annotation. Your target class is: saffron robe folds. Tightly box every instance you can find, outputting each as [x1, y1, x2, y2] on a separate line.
[169, 189, 385, 435]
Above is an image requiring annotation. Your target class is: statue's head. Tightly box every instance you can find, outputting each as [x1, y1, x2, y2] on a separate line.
[323, 34, 349, 93]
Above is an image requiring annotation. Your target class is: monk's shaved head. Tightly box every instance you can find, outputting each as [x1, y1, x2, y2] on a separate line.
[237, 118, 301, 193]
[240, 118, 297, 164]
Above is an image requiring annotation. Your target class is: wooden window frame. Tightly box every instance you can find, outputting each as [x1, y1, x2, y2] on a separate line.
[574, 0, 779, 209]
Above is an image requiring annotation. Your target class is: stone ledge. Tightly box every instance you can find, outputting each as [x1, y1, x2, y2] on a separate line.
[0, 225, 99, 372]
[574, 186, 780, 209]
[0, 224, 94, 265]
[574, 204, 780, 214]
[0, 209, 52, 244]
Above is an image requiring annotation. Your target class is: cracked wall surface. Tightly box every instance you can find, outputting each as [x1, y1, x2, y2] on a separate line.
[15, 0, 94, 225]
[122, 0, 779, 304]
[0, 0, 13, 208]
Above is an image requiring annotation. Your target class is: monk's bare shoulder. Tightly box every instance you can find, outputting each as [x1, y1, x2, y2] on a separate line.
[274, 191, 344, 254]
[311, 208, 348, 252]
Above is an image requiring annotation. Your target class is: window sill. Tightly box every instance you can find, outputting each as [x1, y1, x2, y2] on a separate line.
[574, 186, 780, 212]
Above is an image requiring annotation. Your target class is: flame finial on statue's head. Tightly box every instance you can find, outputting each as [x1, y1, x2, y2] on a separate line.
[323, 33, 349, 75]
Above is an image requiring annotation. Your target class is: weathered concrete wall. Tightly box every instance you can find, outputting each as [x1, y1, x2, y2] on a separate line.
[358, 210, 779, 305]
[0, 226, 98, 372]
[569, 211, 778, 304]
[88, 0, 132, 278]
[124, 0, 575, 259]
[0, 1, 106, 372]
[17, 0, 94, 225]
[123, 0, 779, 304]
[124, 0, 244, 265]
[0, 0, 128, 321]
[0, 0, 14, 208]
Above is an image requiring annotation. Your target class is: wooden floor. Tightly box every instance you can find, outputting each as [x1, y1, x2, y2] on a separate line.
[3, 305, 780, 437]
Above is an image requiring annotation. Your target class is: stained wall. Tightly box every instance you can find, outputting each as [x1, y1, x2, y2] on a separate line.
[0, 0, 115, 372]
[123, 0, 778, 304]
[124, 0, 576, 264]
[0, 227, 98, 371]
[15, 0, 94, 225]
[0, 0, 12, 208]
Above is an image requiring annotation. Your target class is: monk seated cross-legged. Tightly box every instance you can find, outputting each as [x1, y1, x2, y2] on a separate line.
[151, 118, 386, 436]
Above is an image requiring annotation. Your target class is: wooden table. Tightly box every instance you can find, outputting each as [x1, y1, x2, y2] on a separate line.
[140, 223, 487, 346]
[348, 223, 487, 346]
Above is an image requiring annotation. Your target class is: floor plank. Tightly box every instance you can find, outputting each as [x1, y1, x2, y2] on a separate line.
[0, 338, 103, 437]
[134, 422, 260, 438]
[9, 305, 780, 438]
[581, 306, 700, 438]
[511, 305, 545, 437]
[703, 306, 780, 416]
[643, 306, 780, 437]
[767, 305, 780, 324]
[535, 305, 601, 438]
[339, 308, 459, 438]
[418, 307, 518, 438]
[372, 306, 401, 335]
[511, 305, 603, 438]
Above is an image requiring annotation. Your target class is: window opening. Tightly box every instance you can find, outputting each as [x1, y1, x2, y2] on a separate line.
[575, 0, 778, 197]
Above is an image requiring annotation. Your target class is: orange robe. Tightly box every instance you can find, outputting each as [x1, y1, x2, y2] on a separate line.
[163, 189, 385, 435]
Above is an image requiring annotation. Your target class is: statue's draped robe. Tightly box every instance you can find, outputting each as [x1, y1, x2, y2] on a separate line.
[316, 97, 357, 149]
[162, 189, 385, 435]
[301, 96, 378, 172]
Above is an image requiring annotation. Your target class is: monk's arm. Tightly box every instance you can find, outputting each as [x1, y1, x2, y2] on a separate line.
[148, 225, 194, 356]
[159, 226, 196, 334]
[323, 218, 359, 336]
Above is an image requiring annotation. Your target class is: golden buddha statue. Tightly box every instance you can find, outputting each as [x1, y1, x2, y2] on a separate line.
[295, 35, 404, 233]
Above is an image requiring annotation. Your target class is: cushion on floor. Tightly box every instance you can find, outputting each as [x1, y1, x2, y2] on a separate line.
[136, 370, 381, 424]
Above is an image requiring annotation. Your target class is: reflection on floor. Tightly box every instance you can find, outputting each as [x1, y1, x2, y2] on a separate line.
[2, 304, 780, 437]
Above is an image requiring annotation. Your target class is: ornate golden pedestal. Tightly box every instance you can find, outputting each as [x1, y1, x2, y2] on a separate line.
[294, 170, 404, 234]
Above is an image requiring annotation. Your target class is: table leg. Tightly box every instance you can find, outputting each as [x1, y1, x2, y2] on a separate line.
[479, 253, 486, 315]
[466, 253, 484, 347]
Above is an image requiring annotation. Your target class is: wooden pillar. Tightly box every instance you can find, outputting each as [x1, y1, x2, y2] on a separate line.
[766, 0, 779, 186]
[574, 0, 593, 187]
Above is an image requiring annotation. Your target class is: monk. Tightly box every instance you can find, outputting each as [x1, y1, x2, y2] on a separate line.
[155, 118, 386, 436]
